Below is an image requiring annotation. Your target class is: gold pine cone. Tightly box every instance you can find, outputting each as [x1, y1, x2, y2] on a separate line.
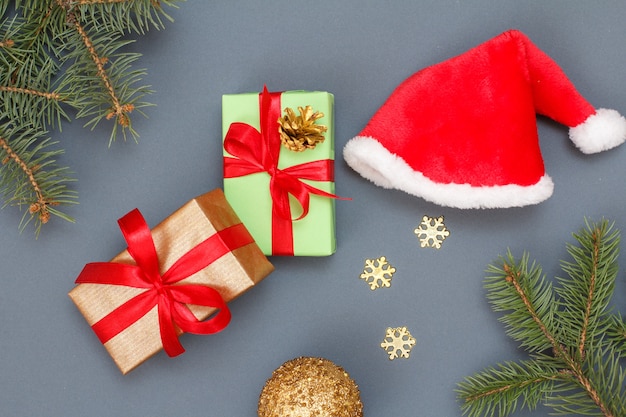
[278, 106, 328, 152]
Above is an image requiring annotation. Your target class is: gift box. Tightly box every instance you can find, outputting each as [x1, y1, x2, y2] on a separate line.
[222, 87, 340, 256]
[68, 189, 274, 374]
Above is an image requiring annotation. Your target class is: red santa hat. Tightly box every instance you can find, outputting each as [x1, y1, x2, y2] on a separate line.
[343, 29, 626, 209]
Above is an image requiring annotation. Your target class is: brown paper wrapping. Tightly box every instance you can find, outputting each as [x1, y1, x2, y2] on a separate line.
[68, 189, 274, 374]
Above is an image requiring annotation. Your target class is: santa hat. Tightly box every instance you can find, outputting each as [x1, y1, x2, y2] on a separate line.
[343, 29, 626, 209]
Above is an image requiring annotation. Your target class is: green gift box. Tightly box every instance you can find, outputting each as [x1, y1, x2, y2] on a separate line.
[222, 88, 337, 256]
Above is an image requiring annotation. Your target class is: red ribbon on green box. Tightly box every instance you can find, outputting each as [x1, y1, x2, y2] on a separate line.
[223, 86, 343, 256]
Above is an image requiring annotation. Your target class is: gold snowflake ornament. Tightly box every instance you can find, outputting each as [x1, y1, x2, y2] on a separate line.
[380, 326, 416, 360]
[414, 215, 450, 249]
[360, 256, 396, 290]
[277, 105, 327, 152]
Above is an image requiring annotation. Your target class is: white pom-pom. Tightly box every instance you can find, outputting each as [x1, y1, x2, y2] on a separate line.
[569, 108, 626, 154]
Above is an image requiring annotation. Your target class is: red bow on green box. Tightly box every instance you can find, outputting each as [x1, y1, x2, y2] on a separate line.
[223, 86, 345, 256]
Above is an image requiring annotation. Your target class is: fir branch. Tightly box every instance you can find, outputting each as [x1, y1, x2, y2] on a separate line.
[547, 342, 626, 416]
[57, 20, 151, 143]
[74, 0, 180, 34]
[0, 85, 60, 100]
[0, 0, 182, 233]
[556, 220, 619, 360]
[0, 57, 69, 129]
[458, 220, 624, 417]
[69, 16, 136, 138]
[485, 252, 558, 354]
[0, 124, 76, 235]
[457, 358, 562, 417]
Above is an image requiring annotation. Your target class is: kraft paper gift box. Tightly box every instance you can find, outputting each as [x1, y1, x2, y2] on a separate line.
[68, 189, 274, 374]
[222, 87, 338, 256]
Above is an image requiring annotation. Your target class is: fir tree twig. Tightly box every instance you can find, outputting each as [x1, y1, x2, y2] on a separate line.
[0, 0, 182, 235]
[457, 220, 626, 417]
[0, 124, 76, 235]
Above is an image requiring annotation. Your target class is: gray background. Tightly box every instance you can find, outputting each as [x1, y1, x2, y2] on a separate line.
[2, 1, 626, 416]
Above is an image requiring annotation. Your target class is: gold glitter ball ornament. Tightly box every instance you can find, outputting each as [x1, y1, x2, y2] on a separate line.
[278, 106, 327, 152]
[258, 356, 364, 417]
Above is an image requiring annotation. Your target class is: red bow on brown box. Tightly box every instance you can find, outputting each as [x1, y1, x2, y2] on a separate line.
[69, 189, 273, 374]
